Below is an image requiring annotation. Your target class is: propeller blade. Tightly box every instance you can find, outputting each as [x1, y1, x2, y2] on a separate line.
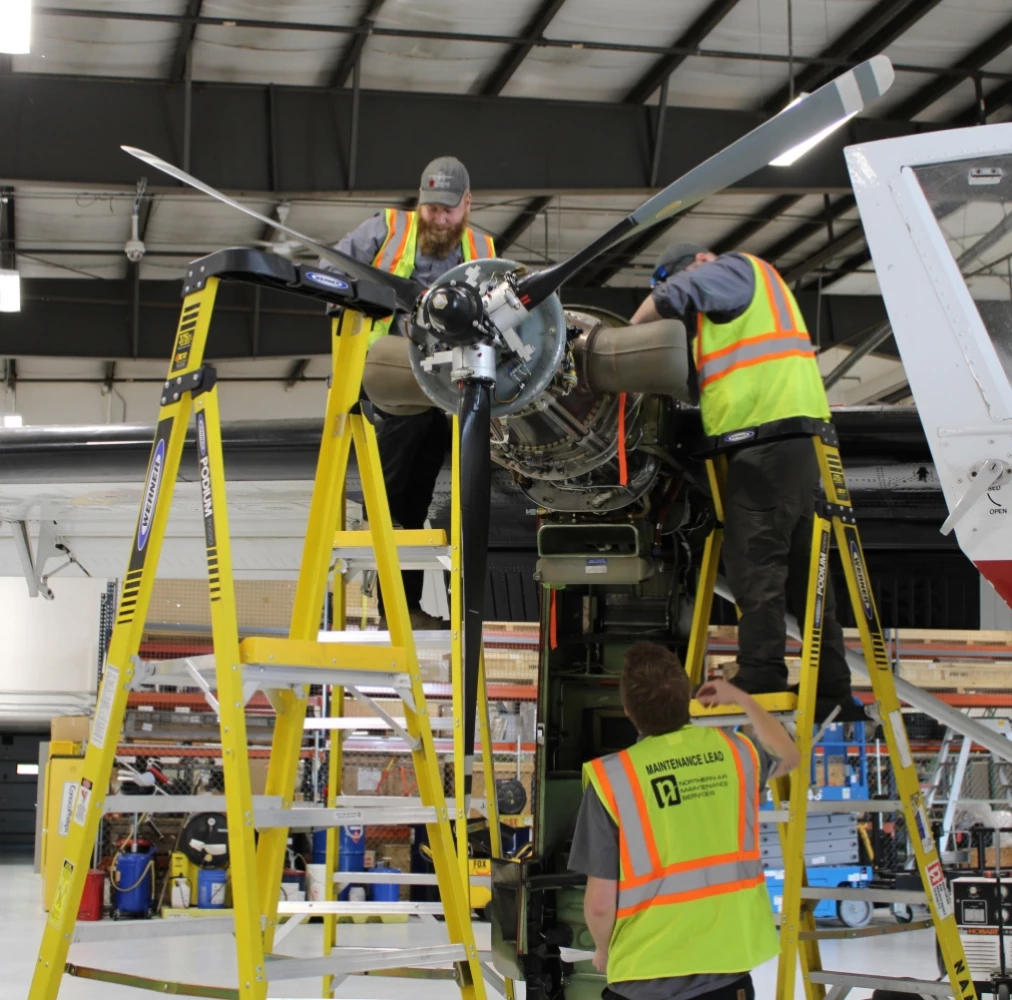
[515, 55, 894, 308]
[458, 380, 492, 812]
[120, 146, 424, 312]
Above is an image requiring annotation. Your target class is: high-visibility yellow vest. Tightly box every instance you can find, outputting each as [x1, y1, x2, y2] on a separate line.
[368, 208, 496, 344]
[583, 725, 778, 983]
[695, 254, 830, 437]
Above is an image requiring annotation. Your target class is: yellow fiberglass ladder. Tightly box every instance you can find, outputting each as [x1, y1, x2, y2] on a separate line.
[28, 248, 488, 1000]
[683, 421, 978, 1000]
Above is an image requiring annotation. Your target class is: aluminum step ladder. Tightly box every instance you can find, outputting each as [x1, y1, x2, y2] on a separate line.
[28, 254, 489, 1000]
[684, 424, 979, 1000]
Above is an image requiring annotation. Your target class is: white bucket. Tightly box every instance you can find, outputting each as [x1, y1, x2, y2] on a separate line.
[307, 863, 328, 902]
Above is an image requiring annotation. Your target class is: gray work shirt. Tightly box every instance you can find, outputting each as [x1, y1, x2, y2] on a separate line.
[568, 733, 778, 1000]
[651, 252, 755, 330]
[321, 212, 470, 336]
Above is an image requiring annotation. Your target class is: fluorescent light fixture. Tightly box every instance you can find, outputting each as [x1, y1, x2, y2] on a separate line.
[0, 269, 21, 312]
[0, 0, 31, 55]
[3, 414, 24, 428]
[17, 763, 39, 776]
[770, 93, 858, 167]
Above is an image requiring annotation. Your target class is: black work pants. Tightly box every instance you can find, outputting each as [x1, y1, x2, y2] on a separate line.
[370, 407, 450, 614]
[604, 973, 754, 1000]
[722, 437, 851, 696]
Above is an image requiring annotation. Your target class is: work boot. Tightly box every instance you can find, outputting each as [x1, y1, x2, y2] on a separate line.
[722, 660, 790, 696]
[788, 683, 868, 723]
[378, 608, 445, 631]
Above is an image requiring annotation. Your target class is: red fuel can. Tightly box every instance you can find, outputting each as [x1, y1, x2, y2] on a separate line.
[78, 869, 105, 921]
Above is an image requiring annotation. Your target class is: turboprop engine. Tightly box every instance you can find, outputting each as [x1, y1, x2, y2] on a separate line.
[362, 258, 693, 513]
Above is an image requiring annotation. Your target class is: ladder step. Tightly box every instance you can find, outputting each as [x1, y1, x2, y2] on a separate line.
[760, 800, 903, 822]
[72, 916, 236, 943]
[332, 870, 491, 888]
[333, 529, 452, 572]
[240, 637, 407, 673]
[256, 804, 436, 828]
[104, 794, 283, 815]
[807, 972, 954, 996]
[690, 692, 798, 724]
[801, 886, 927, 905]
[799, 918, 935, 941]
[266, 944, 465, 983]
[277, 901, 444, 917]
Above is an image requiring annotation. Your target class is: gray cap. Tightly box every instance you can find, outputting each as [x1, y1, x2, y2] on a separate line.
[656, 241, 708, 278]
[418, 156, 470, 207]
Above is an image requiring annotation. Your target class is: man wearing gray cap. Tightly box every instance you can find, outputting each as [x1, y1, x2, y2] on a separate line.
[631, 244, 859, 720]
[333, 156, 496, 629]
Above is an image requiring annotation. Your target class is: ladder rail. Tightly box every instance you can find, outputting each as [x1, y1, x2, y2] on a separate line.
[27, 279, 221, 1000]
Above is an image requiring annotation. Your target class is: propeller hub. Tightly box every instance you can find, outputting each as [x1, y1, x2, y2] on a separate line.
[421, 281, 486, 347]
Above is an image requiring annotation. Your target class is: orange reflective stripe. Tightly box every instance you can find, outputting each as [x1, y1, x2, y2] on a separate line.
[592, 758, 635, 878]
[482, 234, 495, 257]
[698, 347, 815, 390]
[619, 849, 750, 891]
[617, 873, 766, 919]
[465, 228, 479, 260]
[388, 211, 415, 272]
[373, 209, 399, 270]
[718, 729, 747, 850]
[619, 750, 662, 873]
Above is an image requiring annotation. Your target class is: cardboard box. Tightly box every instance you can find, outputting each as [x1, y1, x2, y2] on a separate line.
[51, 716, 91, 744]
[984, 847, 1012, 868]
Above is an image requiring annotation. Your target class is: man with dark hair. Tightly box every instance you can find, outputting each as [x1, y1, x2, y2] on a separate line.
[631, 243, 858, 719]
[569, 641, 800, 999]
[330, 156, 496, 629]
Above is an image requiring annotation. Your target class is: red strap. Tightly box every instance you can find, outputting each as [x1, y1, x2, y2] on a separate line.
[617, 393, 628, 486]
[549, 590, 558, 650]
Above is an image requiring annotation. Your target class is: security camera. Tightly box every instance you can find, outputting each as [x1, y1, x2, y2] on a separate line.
[125, 237, 146, 263]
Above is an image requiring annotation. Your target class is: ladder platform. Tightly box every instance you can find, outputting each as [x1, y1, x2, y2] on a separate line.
[135, 643, 413, 693]
[333, 528, 452, 572]
[277, 901, 444, 917]
[807, 972, 953, 996]
[690, 692, 797, 723]
[265, 944, 466, 983]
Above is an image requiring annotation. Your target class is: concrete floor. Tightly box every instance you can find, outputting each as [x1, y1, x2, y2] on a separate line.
[2, 854, 942, 999]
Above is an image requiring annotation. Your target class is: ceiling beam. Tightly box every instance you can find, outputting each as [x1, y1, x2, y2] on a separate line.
[763, 0, 945, 112]
[494, 196, 553, 254]
[889, 14, 1012, 121]
[711, 194, 804, 255]
[780, 225, 866, 285]
[169, 0, 203, 84]
[759, 195, 856, 267]
[6, 278, 891, 359]
[954, 78, 1012, 125]
[622, 0, 743, 105]
[2, 75, 918, 196]
[328, 0, 386, 90]
[477, 0, 568, 97]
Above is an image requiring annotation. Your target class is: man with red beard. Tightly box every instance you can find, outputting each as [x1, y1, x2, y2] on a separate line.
[334, 157, 496, 629]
